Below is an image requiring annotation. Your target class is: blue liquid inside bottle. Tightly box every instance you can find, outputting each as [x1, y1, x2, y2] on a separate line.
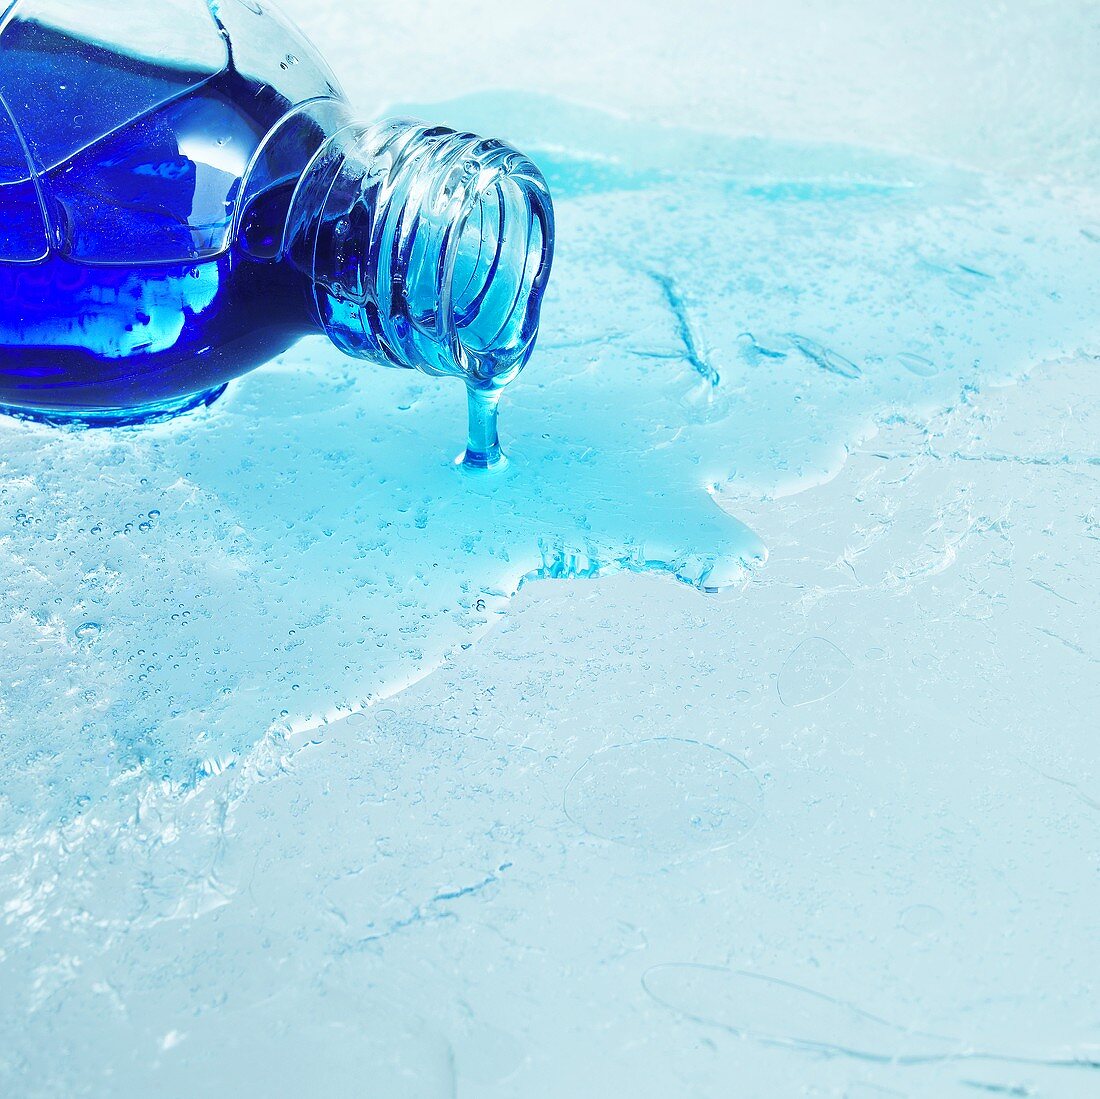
[0, 0, 553, 463]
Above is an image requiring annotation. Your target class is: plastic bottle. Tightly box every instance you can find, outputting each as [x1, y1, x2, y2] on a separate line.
[0, 0, 554, 467]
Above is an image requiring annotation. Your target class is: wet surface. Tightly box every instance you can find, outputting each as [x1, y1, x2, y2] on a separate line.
[0, 49, 1098, 1099]
[2, 95, 1096, 821]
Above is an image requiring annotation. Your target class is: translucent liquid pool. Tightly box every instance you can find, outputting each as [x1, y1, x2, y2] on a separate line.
[2, 93, 1095, 812]
[0, 91, 1098, 1096]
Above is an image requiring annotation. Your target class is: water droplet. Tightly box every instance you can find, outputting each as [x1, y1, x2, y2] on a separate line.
[899, 903, 944, 938]
[564, 738, 761, 853]
[74, 622, 101, 642]
[897, 352, 938, 377]
[789, 334, 863, 379]
[778, 637, 854, 706]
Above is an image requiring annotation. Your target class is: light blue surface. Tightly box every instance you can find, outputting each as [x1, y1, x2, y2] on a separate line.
[1, 6, 1099, 1097]
[2, 94, 1094, 815]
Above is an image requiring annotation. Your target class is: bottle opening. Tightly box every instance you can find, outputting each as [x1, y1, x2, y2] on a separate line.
[444, 161, 552, 390]
[295, 120, 555, 396]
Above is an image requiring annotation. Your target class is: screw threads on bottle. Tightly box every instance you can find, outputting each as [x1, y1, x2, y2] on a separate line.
[289, 118, 554, 396]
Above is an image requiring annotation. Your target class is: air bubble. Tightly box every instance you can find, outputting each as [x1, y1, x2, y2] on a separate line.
[74, 622, 101, 642]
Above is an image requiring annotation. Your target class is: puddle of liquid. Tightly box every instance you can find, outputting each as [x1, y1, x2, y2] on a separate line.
[778, 637, 855, 707]
[0, 92, 1097, 823]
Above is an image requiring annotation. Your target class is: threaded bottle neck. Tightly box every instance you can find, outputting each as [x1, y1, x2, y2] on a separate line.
[287, 118, 554, 395]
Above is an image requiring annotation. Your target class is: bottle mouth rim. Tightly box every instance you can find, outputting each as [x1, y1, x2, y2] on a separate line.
[436, 145, 555, 391]
[371, 122, 554, 391]
[290, 118, 555, 393]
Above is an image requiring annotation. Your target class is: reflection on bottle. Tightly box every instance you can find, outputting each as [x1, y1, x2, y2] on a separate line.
[0, 0, 554, 466]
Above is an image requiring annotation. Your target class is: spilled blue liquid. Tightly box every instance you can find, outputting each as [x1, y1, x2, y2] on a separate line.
[0, 92, 1097, 823]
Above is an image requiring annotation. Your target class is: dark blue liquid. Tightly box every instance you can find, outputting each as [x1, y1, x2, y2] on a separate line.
[0, 42, 319, 422]
[0, 9, 554, 448]
[0, 247, 313, 422]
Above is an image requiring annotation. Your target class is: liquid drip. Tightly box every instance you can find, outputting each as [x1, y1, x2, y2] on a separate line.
[0, 93, 1097, 824]
[463, 388, 505, 470]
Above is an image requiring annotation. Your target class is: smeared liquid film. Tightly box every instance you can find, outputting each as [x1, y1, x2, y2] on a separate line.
[0, 93, 1097, 827]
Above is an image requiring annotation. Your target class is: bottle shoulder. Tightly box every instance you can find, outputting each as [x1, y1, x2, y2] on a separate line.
[0, 0, 347, 266]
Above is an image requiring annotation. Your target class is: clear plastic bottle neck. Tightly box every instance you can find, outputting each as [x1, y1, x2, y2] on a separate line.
[286, 117, 555, 410]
